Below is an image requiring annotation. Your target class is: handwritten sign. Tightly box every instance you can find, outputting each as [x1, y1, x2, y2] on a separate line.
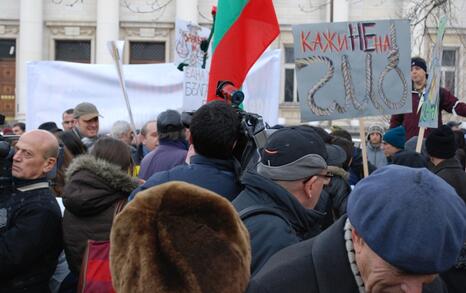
[292, 20, 411, 122]
[182, 66, 208, 111]
[419, 16, 447, 128]
[175, 19, 210, 69]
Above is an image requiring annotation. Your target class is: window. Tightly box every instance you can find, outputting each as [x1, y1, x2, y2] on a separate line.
[129, 42, 165, 64]
[0, 40, 15, 60]
[441, 48, 457, 95]
[55, 40, 91, 63]
[283, 46, 298, 103]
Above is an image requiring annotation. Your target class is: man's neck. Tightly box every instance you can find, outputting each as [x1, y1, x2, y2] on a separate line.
[413, 81, 426, 91]
[430, 157, 445, 166]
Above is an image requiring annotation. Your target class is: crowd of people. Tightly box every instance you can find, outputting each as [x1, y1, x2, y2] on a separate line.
[0, 56, 466, 293]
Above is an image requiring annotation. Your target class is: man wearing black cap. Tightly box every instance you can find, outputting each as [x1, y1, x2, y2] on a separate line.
[390, 57, 466, 140]
[233, 126, 331, 275]
[247, 165, 466, 293]
[138, 109, 188, 180]
[426, 125, 466, 202]
[130, 101, 242, 202]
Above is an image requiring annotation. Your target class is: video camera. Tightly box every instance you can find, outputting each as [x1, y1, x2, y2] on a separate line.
[216, 80, 268, 173]
[0, 135, 18, 190]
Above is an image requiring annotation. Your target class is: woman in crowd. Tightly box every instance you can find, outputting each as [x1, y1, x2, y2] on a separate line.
[62, 137, 138, 275]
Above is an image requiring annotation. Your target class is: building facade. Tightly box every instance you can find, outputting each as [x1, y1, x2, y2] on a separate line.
[0, 0, 464, 125]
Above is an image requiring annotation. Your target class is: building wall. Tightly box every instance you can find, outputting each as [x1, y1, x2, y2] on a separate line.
[0, 0, 465, 125]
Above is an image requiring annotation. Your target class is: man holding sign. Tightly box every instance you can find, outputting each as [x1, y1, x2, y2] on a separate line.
[390, 57, 466, 139]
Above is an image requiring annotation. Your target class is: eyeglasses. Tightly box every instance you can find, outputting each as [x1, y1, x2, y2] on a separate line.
[302, 173, 334, 185]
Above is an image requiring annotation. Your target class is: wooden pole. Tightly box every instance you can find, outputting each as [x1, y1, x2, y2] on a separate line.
[358, 118, 369, 178]
[416, 127, 425, 153]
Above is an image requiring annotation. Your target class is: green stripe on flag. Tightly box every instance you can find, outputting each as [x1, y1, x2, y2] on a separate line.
[212, 0, 249, 52]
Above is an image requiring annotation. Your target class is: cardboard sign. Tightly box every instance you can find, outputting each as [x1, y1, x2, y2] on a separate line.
[292, 19, 412, 122]
[419, 16, 447, 128]
[175, 19, 211, 69]
[182, 66, 208, 111]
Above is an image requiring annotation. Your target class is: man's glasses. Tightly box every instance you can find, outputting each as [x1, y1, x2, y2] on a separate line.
[303, 173, 334, 185]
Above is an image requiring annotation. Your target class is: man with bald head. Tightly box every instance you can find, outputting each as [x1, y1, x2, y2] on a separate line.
[0, 130, 63, 292]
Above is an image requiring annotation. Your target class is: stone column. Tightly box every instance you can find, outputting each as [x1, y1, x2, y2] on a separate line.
[96, 0, 120, 64]
[176, 0, 198, 24]
[333, 0, 349, 22]
[17, 0, 43, 121]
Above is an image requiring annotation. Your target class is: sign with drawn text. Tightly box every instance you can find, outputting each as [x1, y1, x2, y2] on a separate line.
[292, 20, 411, 122]
[419, 16, 447, 128]
[175, 19, 211, 69]
[182, 66, 208, 111]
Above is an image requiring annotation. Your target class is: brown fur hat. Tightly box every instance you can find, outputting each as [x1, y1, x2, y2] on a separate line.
[110, 181, 251, 293]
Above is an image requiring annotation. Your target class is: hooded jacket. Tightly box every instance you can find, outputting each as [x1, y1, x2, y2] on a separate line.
[366, 142, 387, 169]
[233, 170, 324, 275]
[62, 155, 138, 274]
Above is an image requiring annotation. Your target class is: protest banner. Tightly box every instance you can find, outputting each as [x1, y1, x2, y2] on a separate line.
[182, 66, 208, 112]
[175, 19, 211, 69]
[26, 50, 280, 132]
[418, 17, 447, 128]
[416, 16, 447, 152]
[292, 19, 412, 122]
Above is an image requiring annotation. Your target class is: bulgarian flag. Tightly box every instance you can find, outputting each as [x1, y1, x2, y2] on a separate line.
[207, 0, 279, 101]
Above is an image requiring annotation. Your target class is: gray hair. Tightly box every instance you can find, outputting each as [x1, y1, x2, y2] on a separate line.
[141, 120, 157, 137]
[111, 120, 132, 139]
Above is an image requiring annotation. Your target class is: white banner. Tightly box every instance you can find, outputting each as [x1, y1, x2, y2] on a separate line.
[26, 49, 281, 132]
[182, 66, 208, 112]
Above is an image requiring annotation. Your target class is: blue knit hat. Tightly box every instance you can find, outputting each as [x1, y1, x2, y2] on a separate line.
[348, 165, 466, 274]
[383, 126, 406, 149]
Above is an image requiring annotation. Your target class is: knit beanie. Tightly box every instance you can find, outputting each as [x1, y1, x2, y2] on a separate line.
[366, 124, 384, 141]
[411, 57, 427, 73]
[383, 126, 406, 149]
[426, 125, 457, 159]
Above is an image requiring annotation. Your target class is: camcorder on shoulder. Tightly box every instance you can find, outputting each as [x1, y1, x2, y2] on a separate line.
[216, 81, 268, 173]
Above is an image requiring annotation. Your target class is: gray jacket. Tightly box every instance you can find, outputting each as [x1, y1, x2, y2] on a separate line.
[366, 142, 387, 169]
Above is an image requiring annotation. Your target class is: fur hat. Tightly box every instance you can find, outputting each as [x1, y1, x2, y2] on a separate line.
[383, 126, 406, 149]
[426, 125, 457, 159]
[110, 182, 251, 293]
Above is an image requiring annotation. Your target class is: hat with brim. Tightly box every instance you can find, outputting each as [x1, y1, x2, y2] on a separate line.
[38, 121, 63, 133]
[74, 102, 103, 120]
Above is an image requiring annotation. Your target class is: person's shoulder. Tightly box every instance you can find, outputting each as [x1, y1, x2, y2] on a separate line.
[247, 239, 317, 293]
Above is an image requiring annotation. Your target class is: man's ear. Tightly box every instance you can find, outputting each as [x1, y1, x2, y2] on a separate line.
[303, 176, 319, 199]
[43, 157, 57, 174]
[352, 228, 365, 254]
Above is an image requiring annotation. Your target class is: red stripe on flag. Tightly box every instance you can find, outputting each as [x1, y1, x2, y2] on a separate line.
[207, 0, 279, 101]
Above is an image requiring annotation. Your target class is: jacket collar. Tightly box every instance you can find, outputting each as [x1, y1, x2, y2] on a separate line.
[241, 170, 324, 236]
[429, 157, 463, 173]
[13, 177, 49, 190]
[190, 155, 236, 173]
[158, 138, 189, 150]
[312, 216, 359, 293]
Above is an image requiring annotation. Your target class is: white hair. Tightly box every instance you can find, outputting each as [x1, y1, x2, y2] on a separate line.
[111, 120, 131, 139]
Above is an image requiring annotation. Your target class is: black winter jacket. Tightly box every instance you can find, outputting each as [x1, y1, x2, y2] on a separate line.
[233, 170, 324, 275]
[0, 178, 62, 293]
[130, 154, 242, 202]
[247, 216, 448, 293]
[428, 158, 466, 203]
